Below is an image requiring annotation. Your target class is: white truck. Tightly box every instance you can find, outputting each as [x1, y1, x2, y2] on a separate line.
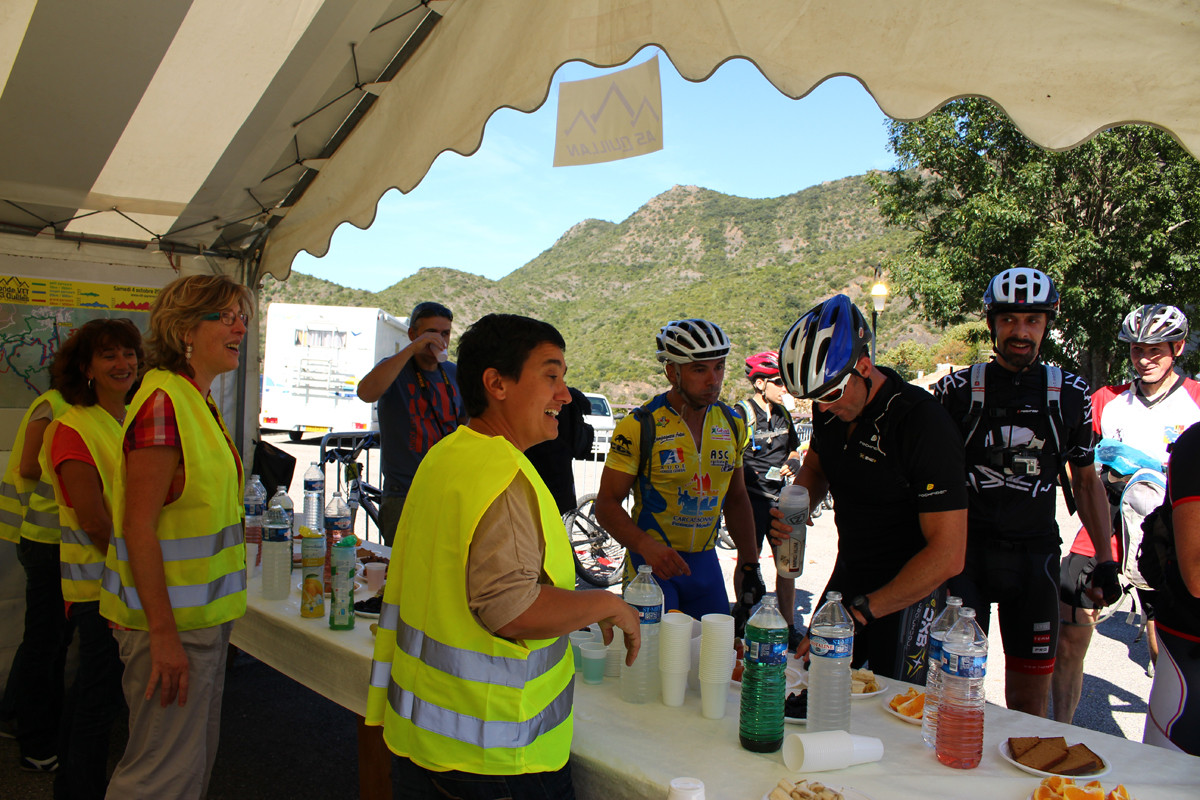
[259, 303, 408, 440]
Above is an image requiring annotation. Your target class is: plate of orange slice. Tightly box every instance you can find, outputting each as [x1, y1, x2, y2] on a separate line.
[881, 688, 924, 724]
[1028, 775, 1130, 800]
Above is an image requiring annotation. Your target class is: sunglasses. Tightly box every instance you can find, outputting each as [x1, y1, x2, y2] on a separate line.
[811, 371, 857, 404]
[766, 377, 785, 386]
[202, 310, 249, 327]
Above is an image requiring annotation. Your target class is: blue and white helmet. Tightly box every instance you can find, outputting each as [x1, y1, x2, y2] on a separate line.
[1119, 304, 1189, 344]
[655, 319, 731, 364]
[983, 267, 1060, 319]
[778, 295, 872, 399]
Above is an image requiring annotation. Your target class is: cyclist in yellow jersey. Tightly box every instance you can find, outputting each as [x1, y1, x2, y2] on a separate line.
[596, 319, 760, 618]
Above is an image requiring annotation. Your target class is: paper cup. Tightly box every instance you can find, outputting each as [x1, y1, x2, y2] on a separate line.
[579, 642, 608, 684]
[782, 731, 885, 772]
[569, 631, 594, 673]
[660, 669, 688, 706]
[363, 561, 386, 593]
[700, 679, 728, 719]
[667, 777, 705, 800]
[606, 636, 626, 677]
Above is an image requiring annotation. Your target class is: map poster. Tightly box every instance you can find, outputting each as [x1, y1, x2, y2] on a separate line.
[0, 274, 157, 408]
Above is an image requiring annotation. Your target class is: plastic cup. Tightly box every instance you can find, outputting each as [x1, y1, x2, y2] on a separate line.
[700, 679, 728, 719]
[579, 642, 607, 684]
[782, 731, 885, 772]
[660, 669, 688, 706]
[667, 777, 706, 800]
[569, 631, 594, 672]
[605, 636, 626, 677]
[363, 561, 386, 593]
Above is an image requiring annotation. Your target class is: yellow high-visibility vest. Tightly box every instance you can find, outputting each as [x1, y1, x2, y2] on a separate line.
[367, 426, 576, 775]
[46, 404, 124, 602]
[100, 370, 246, 631]
[1, 390, 67, 544]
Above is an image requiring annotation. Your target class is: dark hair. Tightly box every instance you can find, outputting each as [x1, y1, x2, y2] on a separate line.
[51, 318, 144, 406]
[457, 314, 566, 417]
[147, 275, 252, 375]
[410, 301, 453, 327]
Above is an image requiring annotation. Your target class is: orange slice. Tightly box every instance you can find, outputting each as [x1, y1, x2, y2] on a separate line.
[1104, 786, 1130, 800]
[1042, 776, 1074, 793]
[1032, 786, 1061, 800]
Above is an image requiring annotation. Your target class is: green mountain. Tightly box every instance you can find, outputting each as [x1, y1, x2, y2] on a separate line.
[260, 174, 926, 404]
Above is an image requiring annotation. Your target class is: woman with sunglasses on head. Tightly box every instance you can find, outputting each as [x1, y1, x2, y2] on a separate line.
[99, 275, 251, 800]
[44, 318, 142, 799]
[771, 294, 967, 682]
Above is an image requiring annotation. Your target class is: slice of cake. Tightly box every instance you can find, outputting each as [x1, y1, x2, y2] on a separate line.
[1008, 736, 1042, 759]
[1016, 737, 1069, 772]
[1055, 743, 1104, 776]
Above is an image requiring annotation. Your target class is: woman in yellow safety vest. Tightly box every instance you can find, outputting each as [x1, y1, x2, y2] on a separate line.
[44, 318, 142, 800]
[100, 275, 251, 800]
[0, 385, 68, 772]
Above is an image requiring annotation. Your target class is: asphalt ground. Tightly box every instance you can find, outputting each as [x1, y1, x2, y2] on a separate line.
[0, 438, 1155, 798]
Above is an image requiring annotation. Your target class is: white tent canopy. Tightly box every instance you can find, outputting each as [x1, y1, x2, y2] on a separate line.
[2, 0, 1198, 289]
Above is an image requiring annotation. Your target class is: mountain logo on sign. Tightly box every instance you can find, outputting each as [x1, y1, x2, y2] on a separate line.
[0, 276, 30, 303]
[563, 81, 661, 137]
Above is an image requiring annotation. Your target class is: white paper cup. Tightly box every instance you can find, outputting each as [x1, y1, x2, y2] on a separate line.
[667, 777, 705, 800]
[700, 679, 728, 719]
[660, 669, 688, 706]
[782, 731, 885, 772]
[363, 561, 386, 593]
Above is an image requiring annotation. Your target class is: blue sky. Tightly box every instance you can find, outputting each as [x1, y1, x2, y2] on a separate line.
[292, 50, 898, 292]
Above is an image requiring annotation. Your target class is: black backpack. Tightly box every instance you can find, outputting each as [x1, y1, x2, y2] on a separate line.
[1137, 500, 1200, 628]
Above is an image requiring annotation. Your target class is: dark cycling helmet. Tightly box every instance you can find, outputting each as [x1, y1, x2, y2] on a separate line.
[745, 350, 781, 381]
[983, 267, 1060, 319]
[1118, 304, 1189, 344]
[655, 319, 731, 364]
[778, 295, 872, 399]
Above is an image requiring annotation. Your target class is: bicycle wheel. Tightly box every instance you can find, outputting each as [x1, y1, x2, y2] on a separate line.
[714, 514, 736, 550]
[565, 494, 625, 587]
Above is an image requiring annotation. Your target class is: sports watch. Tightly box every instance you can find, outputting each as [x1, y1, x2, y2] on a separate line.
[850, 594, 875, 624]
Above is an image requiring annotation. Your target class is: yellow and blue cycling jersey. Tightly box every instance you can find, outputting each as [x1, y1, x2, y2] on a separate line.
[605, 393, 746, 554]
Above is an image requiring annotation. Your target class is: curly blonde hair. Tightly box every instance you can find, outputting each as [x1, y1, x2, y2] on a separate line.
[146, 275, 253, 375]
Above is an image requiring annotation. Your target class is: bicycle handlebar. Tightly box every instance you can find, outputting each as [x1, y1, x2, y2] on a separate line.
[318, 431, 380, 468]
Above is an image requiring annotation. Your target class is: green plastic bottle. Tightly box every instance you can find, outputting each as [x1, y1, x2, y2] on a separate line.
[329, 534, 358, 630]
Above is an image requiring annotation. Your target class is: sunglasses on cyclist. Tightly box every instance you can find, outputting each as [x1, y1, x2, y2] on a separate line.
[811, 370, 857, 405]
[202, 310, 249, 327]
[765, 376, 785, 386]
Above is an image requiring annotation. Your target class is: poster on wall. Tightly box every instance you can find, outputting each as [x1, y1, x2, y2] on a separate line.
[0, 274, 157, 408]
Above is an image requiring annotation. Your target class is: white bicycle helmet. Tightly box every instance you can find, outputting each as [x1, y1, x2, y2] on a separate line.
[1118, 304, 1189, 344]
[983, 267, 1060, 318]
[655, 319, 731, 364]
[778, 294, 872, 399]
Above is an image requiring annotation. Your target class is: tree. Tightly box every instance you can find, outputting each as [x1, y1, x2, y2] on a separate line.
[868, 99, 1200, 387]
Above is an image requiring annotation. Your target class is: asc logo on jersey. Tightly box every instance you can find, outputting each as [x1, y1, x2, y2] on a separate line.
[709, 449, 734, 472]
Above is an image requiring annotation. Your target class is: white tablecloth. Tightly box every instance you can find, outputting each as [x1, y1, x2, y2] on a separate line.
[230, 578, 1200, 800]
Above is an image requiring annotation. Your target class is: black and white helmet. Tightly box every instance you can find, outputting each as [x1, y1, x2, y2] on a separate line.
[1119, 304, 1189, 344]
[655, 319, 731, 364]
[983, 267, 1060, 319]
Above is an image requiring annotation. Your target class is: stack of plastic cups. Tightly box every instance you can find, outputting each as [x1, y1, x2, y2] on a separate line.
[605, 632, 626, 678]
[658, 613, 694, 706]
[698, 613, 736, 719]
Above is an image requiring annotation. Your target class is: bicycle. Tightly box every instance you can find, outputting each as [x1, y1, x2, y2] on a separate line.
[564, 493, 626, 587]
[318, 431, 383, 538]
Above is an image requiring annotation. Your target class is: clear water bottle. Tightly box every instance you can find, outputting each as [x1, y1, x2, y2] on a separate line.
[739, 593, 789, 752]
[261, 503, 292, 601]
[922, 595, 963, 747]
[329, 533, 357, 631]
[302, 462, 324, 535]
[807, 590, 854, 733]
[775, 485, 809, 578]
[267, 486, 295, 536]
[323, 492, 351, 595]
[936, 607, 988, 769]
[620, 564, 663, 704]
[243, 474, 267, 571]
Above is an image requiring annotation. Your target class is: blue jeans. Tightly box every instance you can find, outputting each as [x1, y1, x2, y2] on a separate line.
[15, 538, 73, 760]
[55, 601, 125, 800]
[393, 755, 576, 800]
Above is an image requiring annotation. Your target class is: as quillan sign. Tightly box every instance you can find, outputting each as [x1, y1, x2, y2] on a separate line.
[554, 56, 664, 167]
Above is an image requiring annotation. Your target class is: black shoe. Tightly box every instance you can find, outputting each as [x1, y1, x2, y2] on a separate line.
[19, 754, 58, 773]
[787, 627, 805, 652]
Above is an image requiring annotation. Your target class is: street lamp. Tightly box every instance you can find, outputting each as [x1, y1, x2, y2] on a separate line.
[870, 270, 889, 362]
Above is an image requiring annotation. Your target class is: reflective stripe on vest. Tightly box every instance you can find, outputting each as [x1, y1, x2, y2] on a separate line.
[1, 390, 67, 543]
[18, 479, 61, 542]
[49, 406, 125, 602]
[100, 370, 245, 632]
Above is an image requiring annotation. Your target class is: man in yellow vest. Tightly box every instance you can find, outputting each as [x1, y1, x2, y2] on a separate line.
[367, 313, 640, 798]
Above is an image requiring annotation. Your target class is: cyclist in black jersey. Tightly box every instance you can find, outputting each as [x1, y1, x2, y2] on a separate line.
[772, 295, 968, 683]
[934, 267, 1117, 718]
